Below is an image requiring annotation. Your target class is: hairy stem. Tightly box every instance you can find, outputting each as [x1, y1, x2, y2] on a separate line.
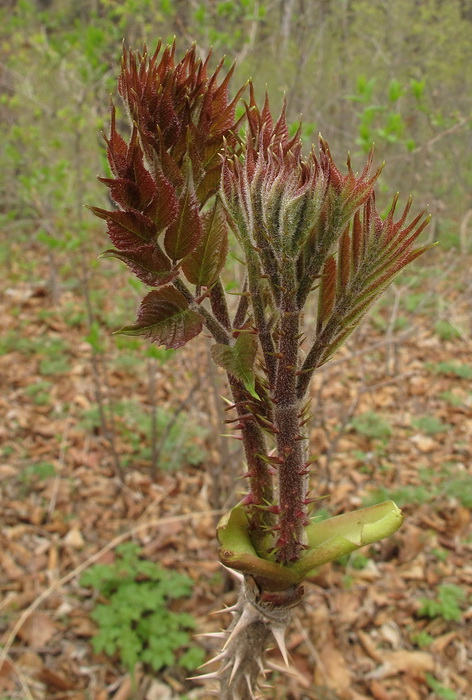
[273, 260, 308, 563]
[228, 378, 275, 556]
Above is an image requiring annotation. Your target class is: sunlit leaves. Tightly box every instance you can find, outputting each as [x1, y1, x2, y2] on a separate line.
[211, 333, 259, 399]
[181, 200, 228, 286]
[116, 287, 203, 349]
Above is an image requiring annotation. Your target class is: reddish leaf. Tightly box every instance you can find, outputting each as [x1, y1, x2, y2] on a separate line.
[317, 255, 337, 330]
[145, 166, 179, 233]
[88, 207, 157, 243]
[181, 201, 228, 286]
[105, 104, 128, 178]
[100, 246, 177, 287]
[338, 226, 351, 290]
[116, 287, 203, 349]
[164, 173, 203, 261]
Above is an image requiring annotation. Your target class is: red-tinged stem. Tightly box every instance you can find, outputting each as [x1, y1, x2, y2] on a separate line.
[173, 277, 231, 345]
[209, 278, 232, 330]
[228, 378, 275, 556]
[273, 261, 308, 564]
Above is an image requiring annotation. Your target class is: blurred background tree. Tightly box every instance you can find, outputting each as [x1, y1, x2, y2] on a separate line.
[1, 0, 471, 259]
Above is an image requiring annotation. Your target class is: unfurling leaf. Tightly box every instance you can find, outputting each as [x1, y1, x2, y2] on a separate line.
[181, 200, 228, 286]
[146, 166, 179, 233]
[116, 287, 203, 349]
[100, 246, 177, 287]
[87, 207, 157, 247]
[317, 255, 337, 330]
[211, 333, 259, 398]
[164, 172, 202, 261]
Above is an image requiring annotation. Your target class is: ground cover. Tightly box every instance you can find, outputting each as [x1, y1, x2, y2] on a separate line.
[0, 242, 471, 700]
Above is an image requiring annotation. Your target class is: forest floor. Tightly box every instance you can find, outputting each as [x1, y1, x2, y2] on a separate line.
[0, 242, 471, 700]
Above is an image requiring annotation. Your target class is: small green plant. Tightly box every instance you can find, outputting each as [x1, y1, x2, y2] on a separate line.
[418, 584, 467, 622]
[445, 477, 472, 509]
[80, 543, 204, 675]
[363, 484, 431, 507]
[427, 361, 472, 380]
[439, 390, 464, 407]
[434, 319, 461, 341]
[351, 411, 393, 441]
[410, 415, 451, 435]
[79, 399, 207, 469]
[431, 547, 448, 562]
[20, 461, 56, 484]
[425, 673, 457, 700]
[337, 551, 370, 569]
[24, 380, 53, 405]
[410, 630, 434, 648]
[38, 336, 71, 375]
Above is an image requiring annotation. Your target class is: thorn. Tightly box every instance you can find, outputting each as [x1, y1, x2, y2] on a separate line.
[220, 563, 245, 582]
[210, 602, 240, 615]
[255, 655, 266, 676]
[187, 670, 221, 681]
[244, 671, 256, 699]
[198, 649, 229, 669]
[271, 625, 290, 669]
[194, 631, 227, 640]
[229, 650, 244, 684]
[223, 604, 259, 650]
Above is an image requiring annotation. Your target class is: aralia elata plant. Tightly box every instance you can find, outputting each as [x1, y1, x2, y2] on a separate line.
[89, 41, 432, 699]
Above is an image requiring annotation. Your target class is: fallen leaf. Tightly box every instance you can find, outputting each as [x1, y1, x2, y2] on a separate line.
[63, 525, 85, 549]
[367, 649, 434, 679]
[17, 612, 58, 647]
[313, 642, 352, 693]
[38, 666, 75, 690]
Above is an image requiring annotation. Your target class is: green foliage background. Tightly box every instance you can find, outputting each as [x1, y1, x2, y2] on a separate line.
[1, 0, 471, 251]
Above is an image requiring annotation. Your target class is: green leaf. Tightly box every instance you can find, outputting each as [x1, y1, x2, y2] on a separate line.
[388, 78, 403, 103]
[211, 332, 259, 398]
[116, 287, 203, 349]
[290, 500, 404, 579]
[181, 200, 228, 286]
[217, 504, 299, 591]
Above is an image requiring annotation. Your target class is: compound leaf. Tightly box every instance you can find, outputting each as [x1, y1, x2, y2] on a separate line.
[181, 200, 228, 286]
[116, 287, 203, 349]
[164, 172, 202, 261]
[100, 246, 177, 287]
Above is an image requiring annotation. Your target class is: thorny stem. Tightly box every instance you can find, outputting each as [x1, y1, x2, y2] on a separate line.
[273, 258, 308, 563]
[210, 278, 232, 331]
[228, 378, 275, 556]
[203, 575, 304, 700]
[244, 245, 277, 386]
[233, 277, 250, 329]
[173, 276, 231, 345]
